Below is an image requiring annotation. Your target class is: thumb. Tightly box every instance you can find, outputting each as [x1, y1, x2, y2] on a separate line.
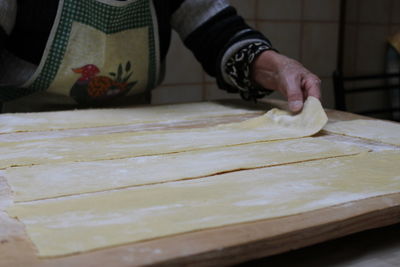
[285, 78, 304, 112]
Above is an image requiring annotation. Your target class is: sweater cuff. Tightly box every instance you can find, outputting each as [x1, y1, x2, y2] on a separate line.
[220, 40, 275, 101]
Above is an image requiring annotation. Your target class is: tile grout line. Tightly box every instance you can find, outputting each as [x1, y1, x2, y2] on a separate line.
[354, 0, 361, 77]
[388, 0, 394, 36]
[254, 0, 260, 30]
[160, 81, 218, 88]
[257, 19, 339, 23]
[348, 0, 357, 76]
[299, 0, 305, 62]
[255, 19, 396, 26]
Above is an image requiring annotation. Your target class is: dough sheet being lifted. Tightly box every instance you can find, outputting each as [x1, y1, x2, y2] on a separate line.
[7, 151, 400, 257]
[0, 97, 327, 169]
[5, 137, 367, 202]
[0, 101, 263, 134]
[324, 119, 400, 146]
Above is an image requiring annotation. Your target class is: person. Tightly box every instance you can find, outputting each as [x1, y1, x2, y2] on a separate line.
[0, 0, 321, 113]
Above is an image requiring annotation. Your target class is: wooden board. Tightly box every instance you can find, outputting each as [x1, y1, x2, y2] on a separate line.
[1, 99, 399, 267]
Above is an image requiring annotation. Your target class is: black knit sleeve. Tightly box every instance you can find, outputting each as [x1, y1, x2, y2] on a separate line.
[170, 0, 274, 99]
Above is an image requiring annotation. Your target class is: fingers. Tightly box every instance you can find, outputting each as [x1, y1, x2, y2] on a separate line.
[301, 74, 322, 100]
[283, 73, 321, 112]
[287, 89, 304, 112]
[250, 51, 321, 112]
[283, 74, 304, 113]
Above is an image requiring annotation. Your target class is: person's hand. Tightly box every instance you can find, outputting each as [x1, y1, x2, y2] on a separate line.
[251, 50, 321, 112]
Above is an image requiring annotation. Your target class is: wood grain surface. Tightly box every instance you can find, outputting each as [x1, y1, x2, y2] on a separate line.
[0, 99, 399, 267]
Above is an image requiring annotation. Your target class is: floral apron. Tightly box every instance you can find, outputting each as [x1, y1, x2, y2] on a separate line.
[1, 0, 159, 108]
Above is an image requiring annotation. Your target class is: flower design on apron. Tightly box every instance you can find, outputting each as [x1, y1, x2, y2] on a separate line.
[70, 62, 138, 104]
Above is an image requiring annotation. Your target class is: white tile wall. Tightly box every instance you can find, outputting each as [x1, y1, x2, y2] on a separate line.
[343, 25, 358, 75]
[302, 23, 339, 77]
[162, 32, 203, 85]
[152, 85, 203, 104]
[391, 0, 400, 24]
[257, 0, 302, 21]
[321, 77, 336, 108]
[229, 0, 256, 20]
[205, 84, 241, 101]
[345, 0, 359, 23]
[358, 0, 391, 24]
[257, 21, 302, 60]
[303, 0, 340, 21]
[355, 25, 388, 74]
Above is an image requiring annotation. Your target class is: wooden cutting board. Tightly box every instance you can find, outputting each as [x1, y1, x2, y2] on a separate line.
[1, 100, 399, 267]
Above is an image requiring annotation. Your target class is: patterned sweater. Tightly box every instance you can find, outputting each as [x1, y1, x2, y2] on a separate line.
[0, 0, 273, 108]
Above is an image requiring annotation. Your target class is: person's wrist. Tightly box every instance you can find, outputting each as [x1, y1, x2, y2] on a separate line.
[224, 41, 274, 101]
[251, 50, 283, 74]
[251, 50, 279, 91]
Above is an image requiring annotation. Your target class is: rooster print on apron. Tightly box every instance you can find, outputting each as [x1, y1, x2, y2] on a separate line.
[13, 0, 159, 105]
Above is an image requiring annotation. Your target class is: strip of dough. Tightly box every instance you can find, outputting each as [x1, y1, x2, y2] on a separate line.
[5, 138, 367, 202]
[7, 150, 400, 257]
[324, 119, 400, 146]
[0, 97, 327, 169]
[0, 101, 262, 134]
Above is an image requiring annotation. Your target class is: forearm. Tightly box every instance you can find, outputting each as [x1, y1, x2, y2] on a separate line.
[171, 0, 270, 78]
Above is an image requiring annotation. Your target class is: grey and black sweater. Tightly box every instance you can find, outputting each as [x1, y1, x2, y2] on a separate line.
[0, 0, 273, 105]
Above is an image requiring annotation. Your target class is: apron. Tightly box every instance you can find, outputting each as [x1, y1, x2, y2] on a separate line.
[0, 0, 160, 110]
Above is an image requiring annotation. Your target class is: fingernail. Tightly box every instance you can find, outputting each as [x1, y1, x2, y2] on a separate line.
[289, 101, 303, 112]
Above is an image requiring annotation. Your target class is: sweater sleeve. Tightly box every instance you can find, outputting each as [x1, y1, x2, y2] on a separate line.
[170, 0, 273, 97]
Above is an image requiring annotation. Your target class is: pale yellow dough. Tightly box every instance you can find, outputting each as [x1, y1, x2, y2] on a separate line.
[7, 151, 400, 257]
[0, 97, 327, 169]
[5, 137, 366, 202]
[0, 101, 263, 134]
[324, 119, 400, 146]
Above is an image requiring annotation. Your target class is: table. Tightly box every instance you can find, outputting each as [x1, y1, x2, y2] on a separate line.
[1, 100, 399, 267]
[241, 223, 400, 266]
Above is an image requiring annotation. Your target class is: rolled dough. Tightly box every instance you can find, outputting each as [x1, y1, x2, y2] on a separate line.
[0, 101, 262, 134]
[7, 151, 400, 257]
[0, 97, 327, 169]
[324, 119, 400, 146]
[5, 137, 367, 202]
